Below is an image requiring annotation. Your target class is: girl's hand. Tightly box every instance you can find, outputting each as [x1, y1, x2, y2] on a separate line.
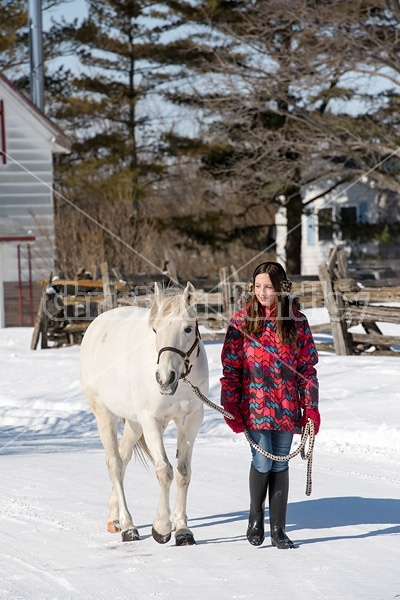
[301, 407, 321, 435]
[223, 402, 246, 434]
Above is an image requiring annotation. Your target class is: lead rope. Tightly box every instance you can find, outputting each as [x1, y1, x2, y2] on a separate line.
[183, 377, 315, 496]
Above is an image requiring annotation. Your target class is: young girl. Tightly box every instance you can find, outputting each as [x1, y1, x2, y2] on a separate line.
[220, 261, 320, 549]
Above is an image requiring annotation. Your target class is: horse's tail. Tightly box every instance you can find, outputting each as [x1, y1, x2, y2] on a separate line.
[133, 435, 154, 469]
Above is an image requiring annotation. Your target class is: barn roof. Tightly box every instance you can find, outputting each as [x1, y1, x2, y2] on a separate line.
[0, 72, 71, 154]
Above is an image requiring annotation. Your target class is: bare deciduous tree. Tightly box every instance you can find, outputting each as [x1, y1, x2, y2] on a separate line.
[164, 0, 400, 272]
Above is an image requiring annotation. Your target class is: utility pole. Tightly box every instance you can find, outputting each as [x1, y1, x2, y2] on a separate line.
[28, 0, 44, 111]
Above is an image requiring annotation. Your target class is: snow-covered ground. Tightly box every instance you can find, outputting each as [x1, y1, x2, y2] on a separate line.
[0, 308, 399, 600]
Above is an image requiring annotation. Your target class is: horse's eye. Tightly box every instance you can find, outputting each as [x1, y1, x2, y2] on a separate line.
[184, 326, 193, 334]
[152, 328, 157, 334]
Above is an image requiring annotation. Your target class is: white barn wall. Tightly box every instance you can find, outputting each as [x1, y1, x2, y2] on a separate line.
[0, 89, 55, 282]
[0, 74, 70, 326]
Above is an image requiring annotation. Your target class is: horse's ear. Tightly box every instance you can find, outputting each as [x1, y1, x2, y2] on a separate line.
[183, 282, 196, 306]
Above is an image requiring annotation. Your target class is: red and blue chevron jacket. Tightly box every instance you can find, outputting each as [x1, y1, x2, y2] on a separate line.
[220, 306, 319, 433]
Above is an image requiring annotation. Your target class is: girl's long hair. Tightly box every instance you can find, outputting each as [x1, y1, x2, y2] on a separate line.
[243, 262, 300, 347]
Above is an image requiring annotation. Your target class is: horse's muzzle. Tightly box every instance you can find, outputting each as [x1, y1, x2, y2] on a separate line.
[156, 370, 179, 395]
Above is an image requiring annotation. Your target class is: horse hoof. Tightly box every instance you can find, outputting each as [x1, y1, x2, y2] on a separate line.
[175, 529, 196, 546]
[107, 520, 121, 533]
[122, 528, 140, 542]
[152, 526, 171, 544]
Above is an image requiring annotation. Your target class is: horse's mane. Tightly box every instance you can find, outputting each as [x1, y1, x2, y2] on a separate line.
[148, 287, 197, 328]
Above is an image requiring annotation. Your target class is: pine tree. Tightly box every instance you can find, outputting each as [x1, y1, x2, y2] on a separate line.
[50, 1, 218, 189]
[0, 0, 29, 72]
[0, 0, 76, 98]
[47, 0, 222, 274]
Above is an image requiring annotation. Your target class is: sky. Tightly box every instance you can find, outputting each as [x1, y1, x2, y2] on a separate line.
[0, 307, 399, 600]
[42, 0, 87, 29]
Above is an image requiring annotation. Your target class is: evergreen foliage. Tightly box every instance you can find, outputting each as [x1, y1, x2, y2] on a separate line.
[0, 0, 29, 71]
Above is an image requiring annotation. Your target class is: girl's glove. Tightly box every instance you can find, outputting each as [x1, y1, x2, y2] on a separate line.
[301, 407, 321, 435]
[223, 402, 246, 434]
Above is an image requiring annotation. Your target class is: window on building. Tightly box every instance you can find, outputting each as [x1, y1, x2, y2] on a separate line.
[318, 208, 334, 241]
[340, 206, 358, 224]
[306, 214, 315, 246]
[359, 201, 368, 224]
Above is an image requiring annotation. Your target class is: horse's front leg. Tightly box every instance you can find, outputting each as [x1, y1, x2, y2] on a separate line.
[174, 409, 203, 546]
[142, 419, 174, 544]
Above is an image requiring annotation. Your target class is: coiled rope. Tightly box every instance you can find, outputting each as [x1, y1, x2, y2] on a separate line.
[183, 377, 315, 496]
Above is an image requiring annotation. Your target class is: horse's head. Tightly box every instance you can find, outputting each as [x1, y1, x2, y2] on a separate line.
[150, 282, 201, 395]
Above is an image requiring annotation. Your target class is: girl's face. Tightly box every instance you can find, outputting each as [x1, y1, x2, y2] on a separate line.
[254, 273, 276, 307]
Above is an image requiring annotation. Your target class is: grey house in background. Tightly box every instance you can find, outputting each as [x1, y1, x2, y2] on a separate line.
[0, 72, 71, 327]
[276, 177, 400, 276]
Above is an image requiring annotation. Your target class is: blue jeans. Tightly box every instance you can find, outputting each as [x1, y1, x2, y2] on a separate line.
[249, 429, 294, 473]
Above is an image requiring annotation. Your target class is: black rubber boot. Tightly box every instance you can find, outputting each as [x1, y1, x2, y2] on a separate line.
[246, 465, 270, 546]
[269, 469, 295, 549]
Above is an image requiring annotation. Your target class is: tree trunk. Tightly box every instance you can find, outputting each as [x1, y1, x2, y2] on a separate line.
[285, 187, 303, 275]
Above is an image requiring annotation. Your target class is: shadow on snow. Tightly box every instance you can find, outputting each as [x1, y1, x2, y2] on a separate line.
[190, 497, 400, 546]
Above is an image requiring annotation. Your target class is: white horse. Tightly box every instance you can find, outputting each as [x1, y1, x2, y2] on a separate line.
[80, 282, 209, 546]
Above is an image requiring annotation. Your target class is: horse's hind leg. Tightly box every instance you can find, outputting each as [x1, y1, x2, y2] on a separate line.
[107, 419, 141, 535]
[91, 399, 139, 542]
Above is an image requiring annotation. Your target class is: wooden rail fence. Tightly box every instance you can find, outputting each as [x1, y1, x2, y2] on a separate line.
[30, 255, 400, 355]
[319, 247, 400, 356]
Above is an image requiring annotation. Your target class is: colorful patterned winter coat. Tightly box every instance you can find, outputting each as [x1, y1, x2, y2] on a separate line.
[220, 307, 319, 434]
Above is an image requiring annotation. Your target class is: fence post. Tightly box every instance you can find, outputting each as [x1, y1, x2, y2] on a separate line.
[219, 267, 231, 317]
[101, 262, 117, 312]
[31, 272, 52, 350]
[164, 250, 179, 286]
[318, 262, 353, 355]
